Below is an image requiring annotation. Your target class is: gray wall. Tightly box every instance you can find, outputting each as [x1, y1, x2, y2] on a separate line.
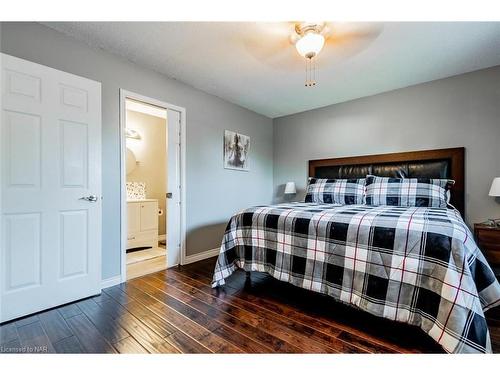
[0, 22, 274, 280]
[274, 65, 500, 226]
[3, 22, 500, 282]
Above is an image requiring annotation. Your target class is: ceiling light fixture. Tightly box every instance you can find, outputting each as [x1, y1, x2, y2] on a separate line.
[294, 22, 326, 87]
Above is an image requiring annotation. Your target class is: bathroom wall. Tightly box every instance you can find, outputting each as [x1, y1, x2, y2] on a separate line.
[126, 109, 167, 236]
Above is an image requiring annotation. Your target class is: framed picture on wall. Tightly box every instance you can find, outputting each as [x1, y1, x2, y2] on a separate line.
[224, 130, 250, 171]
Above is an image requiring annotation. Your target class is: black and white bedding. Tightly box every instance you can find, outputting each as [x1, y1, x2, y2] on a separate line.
[212, 202, 500, 353]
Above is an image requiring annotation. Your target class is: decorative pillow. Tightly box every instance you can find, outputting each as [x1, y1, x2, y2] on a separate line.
[364, 175, 454, 208]
[305, 178, 366, 205]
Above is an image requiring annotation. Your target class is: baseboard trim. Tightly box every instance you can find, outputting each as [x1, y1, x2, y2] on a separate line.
[101, 276, 122, 289]
[183, 248, 220, 265]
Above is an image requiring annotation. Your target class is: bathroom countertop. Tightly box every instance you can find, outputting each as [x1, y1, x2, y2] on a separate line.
[126, 198, 159, 203]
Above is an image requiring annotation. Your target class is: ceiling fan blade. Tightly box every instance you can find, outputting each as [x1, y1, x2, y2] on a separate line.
[241, 22, 304, 71]
[323, 22, 384, 44]
[240, 22, 384, 72]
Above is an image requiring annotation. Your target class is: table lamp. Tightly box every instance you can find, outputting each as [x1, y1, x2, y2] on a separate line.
[284, 182, 296, 201]
[487, 177, 500, 226]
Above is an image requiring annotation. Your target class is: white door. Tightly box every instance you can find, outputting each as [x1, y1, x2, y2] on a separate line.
[0, 54, 102, 322]
[166, 109, 181, 267]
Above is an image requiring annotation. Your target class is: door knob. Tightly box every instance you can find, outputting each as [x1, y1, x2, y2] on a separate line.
[80, 195, 98, 202]
[166, 192, 173, 199]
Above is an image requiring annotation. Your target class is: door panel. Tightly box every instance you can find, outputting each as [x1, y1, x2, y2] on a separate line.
[166, 109, 181, 268]
[0, 53, 102, 322]
[5, 111, 41, 188]
[60, 120, 88, 188]
[4, 213, 41, 291]
[5, 69, 41, 102]
[59, 84, 88, 111]
[59, 210, 88, 279]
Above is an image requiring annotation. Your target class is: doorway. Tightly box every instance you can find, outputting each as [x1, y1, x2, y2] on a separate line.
[119, 90, 186, 282]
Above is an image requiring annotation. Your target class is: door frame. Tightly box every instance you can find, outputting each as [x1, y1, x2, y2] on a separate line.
[119, 89, 187, 282]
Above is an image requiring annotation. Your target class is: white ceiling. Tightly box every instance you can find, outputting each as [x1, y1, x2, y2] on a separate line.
[43, 22, 500, 118]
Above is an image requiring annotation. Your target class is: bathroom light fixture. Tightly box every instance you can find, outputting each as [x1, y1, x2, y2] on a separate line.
[125, 128, 141, 140]
[294, 22, 326, 87]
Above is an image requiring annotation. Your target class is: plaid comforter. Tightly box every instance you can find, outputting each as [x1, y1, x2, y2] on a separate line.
[212, 203, 500, 353]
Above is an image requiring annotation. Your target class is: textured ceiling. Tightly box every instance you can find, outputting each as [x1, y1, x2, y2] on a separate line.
[43, 22, 500, 118]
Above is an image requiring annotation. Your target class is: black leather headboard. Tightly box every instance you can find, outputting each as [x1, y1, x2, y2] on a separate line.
[309, 148, 465, 216]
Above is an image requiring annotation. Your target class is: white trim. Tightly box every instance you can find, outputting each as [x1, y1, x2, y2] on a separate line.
[183, 248, 220, 265]
[158, 234, 166, 241]
[119, 89, 187, 283]
[126, 99, 167, 119]
[101, 276, 122, 289]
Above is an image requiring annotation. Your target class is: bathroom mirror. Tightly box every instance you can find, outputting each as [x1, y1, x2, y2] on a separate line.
[126, 147, 137, 175]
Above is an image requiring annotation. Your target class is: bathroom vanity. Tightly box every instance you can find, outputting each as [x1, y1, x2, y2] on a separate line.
[127, 199, 159, 250]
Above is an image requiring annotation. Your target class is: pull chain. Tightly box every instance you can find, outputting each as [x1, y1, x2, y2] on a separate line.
[305, 57, 317, 87]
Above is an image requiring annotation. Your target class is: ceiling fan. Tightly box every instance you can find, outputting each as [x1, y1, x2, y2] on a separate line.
[243, 22, 383, 87]
[293, 22, 327, 87]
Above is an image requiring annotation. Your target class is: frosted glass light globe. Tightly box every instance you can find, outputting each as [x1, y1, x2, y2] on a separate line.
[295, 32, 325, 58]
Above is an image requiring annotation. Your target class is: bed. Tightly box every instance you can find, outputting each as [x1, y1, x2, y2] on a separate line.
[211, 148, 500, 353]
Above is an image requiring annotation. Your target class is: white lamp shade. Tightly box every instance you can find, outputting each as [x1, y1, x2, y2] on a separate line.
[295, 32, 325, 58]
[489, 177, 500, 197]
[284, 181, 296, 195]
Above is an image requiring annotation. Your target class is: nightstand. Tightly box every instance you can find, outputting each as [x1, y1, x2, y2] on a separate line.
[474, 223, 500, 273]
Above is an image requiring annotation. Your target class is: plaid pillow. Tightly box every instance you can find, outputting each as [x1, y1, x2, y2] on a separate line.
[305, 178, 366, 205]
[365, 175, 454, 208]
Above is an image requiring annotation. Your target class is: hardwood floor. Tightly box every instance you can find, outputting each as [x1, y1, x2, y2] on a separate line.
[1, 256, 499, 354]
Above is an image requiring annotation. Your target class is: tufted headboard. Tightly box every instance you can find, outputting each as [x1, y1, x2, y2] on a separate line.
[308, 147, 465, 216]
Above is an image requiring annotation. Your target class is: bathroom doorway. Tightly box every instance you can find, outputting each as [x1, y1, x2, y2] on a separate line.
[119, 90, 186, 281]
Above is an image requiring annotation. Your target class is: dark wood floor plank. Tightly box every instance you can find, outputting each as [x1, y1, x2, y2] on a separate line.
[0, 322, 19, 345]
[57, 303, 82, 319]
[210, 325, 268, 354]
[76, 299, 130, 344]
[165, 268, 406, 353]
[38, 309, 73, 344]
[165, 330, 212, 354]
[114, 336, 149, 354]
[92, 292, 113, 303]
[128, 279, 273, 353]
[103, 285, 134, 305]
[133, 276, 309, 353]
[166, 266, 440, 353]
[65, 314, 117, 353]
[92, 297, 180, 354]
[14, 314, 39, 328]
[123, 300, 178, 338]
[17, 321, 56, 353]
[52, 335, 85, 353]
[149, 273, 355, 353]
[1, 338, 22, 354]
[116, 283, 242, 353]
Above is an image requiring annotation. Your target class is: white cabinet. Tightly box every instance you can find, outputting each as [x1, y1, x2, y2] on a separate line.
[127, 199, 158, 249]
